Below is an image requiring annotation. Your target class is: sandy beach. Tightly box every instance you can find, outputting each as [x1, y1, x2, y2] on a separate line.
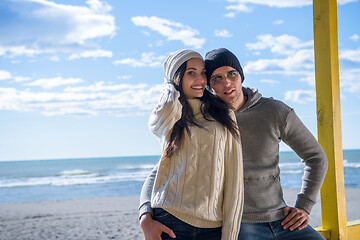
[1, 189, 359, 240]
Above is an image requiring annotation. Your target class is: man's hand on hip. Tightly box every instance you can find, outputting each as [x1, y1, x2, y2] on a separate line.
[281, 207, 310, 231]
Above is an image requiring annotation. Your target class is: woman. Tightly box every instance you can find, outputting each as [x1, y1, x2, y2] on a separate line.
[142, 49, 243, 240]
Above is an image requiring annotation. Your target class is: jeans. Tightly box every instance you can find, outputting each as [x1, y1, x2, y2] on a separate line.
[153, 208, 222, 240]
[238, 218, 326, 240]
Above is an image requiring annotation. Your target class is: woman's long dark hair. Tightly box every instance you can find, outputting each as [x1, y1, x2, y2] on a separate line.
[162, 60, 240, 160]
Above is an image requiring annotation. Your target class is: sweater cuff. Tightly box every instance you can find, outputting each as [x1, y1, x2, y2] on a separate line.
[138, 202, 154, 220]
[221, 225, 239, 240]
[294, 194, 315, 214]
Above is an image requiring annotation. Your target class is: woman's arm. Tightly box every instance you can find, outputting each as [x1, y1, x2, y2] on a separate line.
[148, 80, 182, 149]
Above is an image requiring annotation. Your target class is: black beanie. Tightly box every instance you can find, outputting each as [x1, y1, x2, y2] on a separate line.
[205, 48, 245, 84]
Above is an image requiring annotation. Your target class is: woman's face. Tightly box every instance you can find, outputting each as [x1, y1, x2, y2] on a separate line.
[182, 58, 207, 99]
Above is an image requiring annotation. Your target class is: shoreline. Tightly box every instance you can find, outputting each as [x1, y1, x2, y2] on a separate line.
[0, 189, 359, 239]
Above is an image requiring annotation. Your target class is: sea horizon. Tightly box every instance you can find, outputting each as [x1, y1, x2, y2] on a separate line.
[1, 149, 359, 204]
[1, 148, 359, 163]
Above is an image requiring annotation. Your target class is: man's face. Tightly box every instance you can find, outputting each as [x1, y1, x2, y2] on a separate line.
[209, 66, 244, 110]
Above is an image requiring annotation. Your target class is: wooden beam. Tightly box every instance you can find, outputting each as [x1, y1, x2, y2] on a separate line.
[312, 0, 347, 239]
[315, 227, 331, 239]
[347, 220, 360, 240]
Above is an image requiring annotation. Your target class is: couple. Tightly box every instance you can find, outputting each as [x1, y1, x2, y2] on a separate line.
[139, 48, 328, 240]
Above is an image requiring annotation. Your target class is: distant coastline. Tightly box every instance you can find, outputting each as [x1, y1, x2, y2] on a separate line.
[1, 150, 359, 204]
[1, 148, 359, 162]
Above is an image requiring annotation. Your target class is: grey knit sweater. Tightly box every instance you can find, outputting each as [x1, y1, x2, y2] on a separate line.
[139, 87, 328, 223]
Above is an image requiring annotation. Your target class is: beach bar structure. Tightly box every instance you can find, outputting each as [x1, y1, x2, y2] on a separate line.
[312, 0, 360, 239]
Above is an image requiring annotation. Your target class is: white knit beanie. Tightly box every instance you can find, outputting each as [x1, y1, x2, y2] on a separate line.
[163, 49, 203, 81]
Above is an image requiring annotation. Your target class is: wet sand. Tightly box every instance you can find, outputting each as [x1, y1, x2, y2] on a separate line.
[0, 189, 359, 240]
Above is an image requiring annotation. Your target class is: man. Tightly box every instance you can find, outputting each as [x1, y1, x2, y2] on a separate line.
[139, 48, 328, 240]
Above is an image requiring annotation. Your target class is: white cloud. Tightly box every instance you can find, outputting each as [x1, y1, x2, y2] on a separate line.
[148, 40, 164, 48]
[338, 0, 358, 5]
[224, 0, 310, 17]
[226, 3, 252, 12]
[339, 48, 360, 62]
[86, 0, 112, 11]
[244, 34, 314, 75]
[284, 89, 316, 104]
[131, 16, 205, 49]
[0, 45, 49, 58]
[113, 52, 166, 68]
[0, 70, 12, 81]
[260, 79, 280, 85]
[117, 75, 132, 80]
[227, 0, 312, 8]
[50, 56, 60, 62]
[246, 34, 313, 55]
[64, 81, 146, 92]
[226, 0, 356, 8]
[215, 29, 234, 38]
[245, 34, 360, 97]
[224, 0, 356, 17]
[244, 49, 314, 75]
[273, 20, 283, 25]
[224, 12, 236, 18]
[340, 69, 360, 93]
[26, 77, 84, 89]
[14, 76, 32, 82]
[0, 0, 115, 58]
[69, 49, 113, 60]
[299, 74, 315, 87]
[32, 0, 115, 45]
[0, 82, 162, 117]
[350, 34, 360, 41]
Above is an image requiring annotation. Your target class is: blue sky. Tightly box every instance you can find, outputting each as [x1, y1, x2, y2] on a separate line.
[0, 0, 359, 161]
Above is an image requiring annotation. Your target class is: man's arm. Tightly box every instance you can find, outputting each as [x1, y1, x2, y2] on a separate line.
[281, 109, 328, 230]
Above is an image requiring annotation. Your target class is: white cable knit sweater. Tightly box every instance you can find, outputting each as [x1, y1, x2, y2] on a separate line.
[149, 81, 244, 240]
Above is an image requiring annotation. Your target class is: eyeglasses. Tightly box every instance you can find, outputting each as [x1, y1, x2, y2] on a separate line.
[210, 70, 239, 85]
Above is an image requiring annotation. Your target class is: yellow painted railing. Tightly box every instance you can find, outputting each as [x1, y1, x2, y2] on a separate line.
[312, 0, 360, 239]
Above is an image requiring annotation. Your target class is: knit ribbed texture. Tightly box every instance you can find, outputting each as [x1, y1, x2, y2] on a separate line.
[236, 87, 328, 223]
[148, 81, 243, 240]
[163, 49, 203, 82]
[140, 86, 327, 231]
[205, 48, 245, 83]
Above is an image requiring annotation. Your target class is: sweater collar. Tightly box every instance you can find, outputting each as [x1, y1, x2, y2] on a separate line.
[186, 98, 202, 115]
[238, 87, 262, 112]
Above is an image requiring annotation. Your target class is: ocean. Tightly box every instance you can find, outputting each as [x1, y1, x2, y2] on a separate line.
[0, 150, 359, 204]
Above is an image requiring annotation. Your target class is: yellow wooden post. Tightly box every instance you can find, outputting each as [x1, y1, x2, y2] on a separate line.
[312, 0, 347, 239]
[347, 220, 360, 240]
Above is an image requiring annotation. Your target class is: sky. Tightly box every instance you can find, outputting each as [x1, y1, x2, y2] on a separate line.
[0, 0, 359, 161]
